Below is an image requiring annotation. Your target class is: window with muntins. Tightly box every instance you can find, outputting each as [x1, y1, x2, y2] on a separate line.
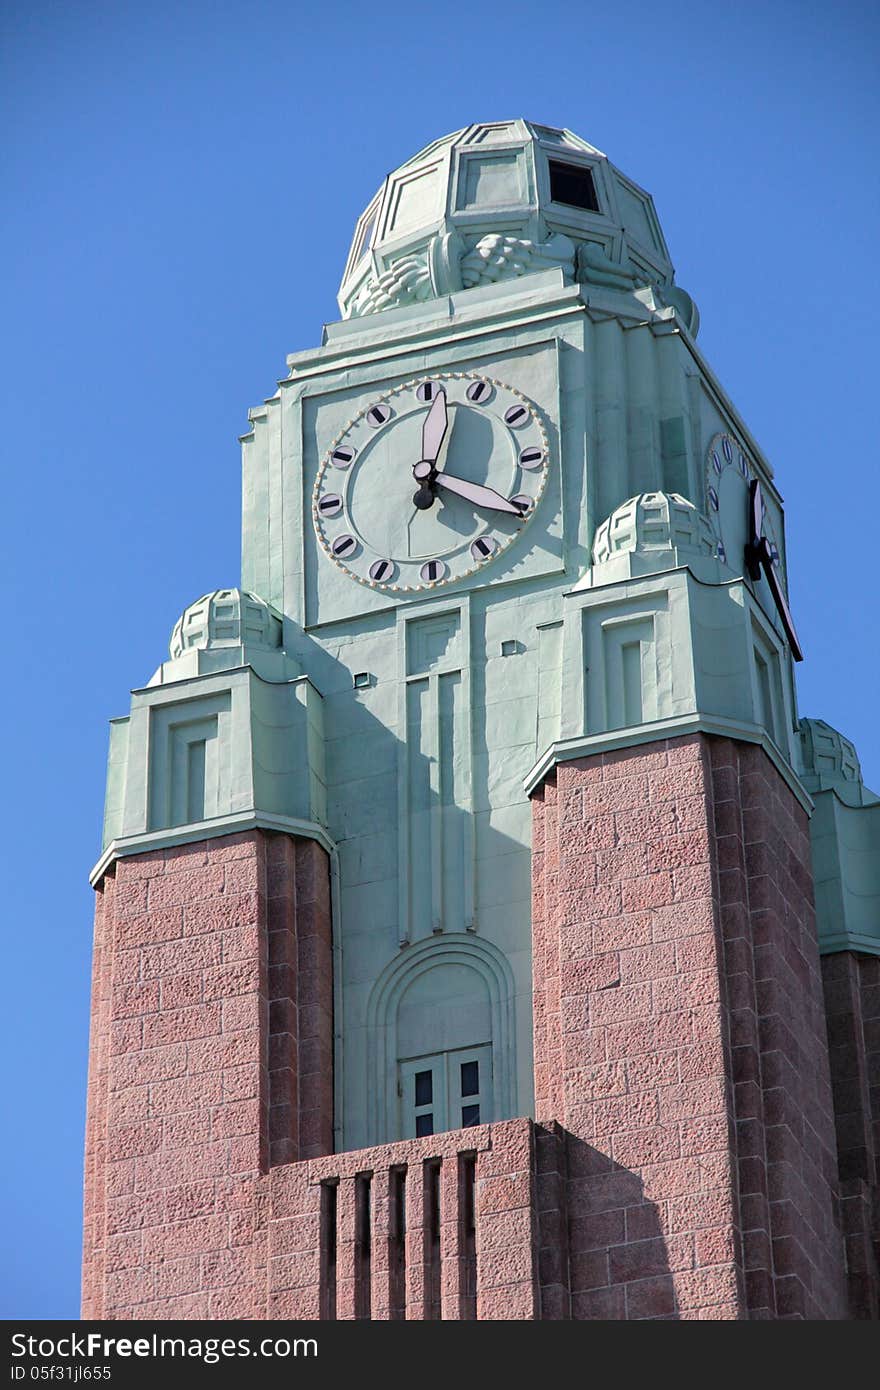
[399, 1045, 492, 1138]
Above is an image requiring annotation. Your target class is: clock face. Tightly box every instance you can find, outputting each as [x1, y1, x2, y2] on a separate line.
[705, 431, 781, 576]
[313, 372, 549, 593]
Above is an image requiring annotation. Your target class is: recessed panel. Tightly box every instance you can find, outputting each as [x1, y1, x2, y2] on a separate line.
[457, 151, 525, 209]
[386, 164, 443, 236]
[467, 122, 519, 144]
[615, 180, 658, 250]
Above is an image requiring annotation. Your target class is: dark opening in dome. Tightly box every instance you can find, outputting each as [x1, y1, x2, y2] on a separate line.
[548, 159, 599, 211]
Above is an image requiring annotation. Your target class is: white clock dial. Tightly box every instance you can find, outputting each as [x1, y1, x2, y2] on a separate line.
[313, 372, 549, 593]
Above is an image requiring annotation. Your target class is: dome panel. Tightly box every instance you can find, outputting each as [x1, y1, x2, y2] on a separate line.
[456, 148, 529, 210]
[611, 170, 668, 258]
[345, 191, 382, 279]
[384, 162, 445, 238]
[464, 121, 523, 144]
[399, 128, 465, 168]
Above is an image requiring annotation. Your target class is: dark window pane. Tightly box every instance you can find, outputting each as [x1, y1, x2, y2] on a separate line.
[460, 1061, 479, 1097]
[461, 1104, 480, 1127]
[416, 1113, 434, 1137]
[549, 160, 599, 212]
[415, 1070, 433, 1106]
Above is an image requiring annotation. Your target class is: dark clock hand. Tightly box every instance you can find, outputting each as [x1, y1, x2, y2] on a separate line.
[432, 471, 526, 516]
[745, 478, 764, 581]
[759, 542, 803, 661]
[745, 478, 803, 661]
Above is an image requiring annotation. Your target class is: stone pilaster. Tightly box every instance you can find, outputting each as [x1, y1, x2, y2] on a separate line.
[531, 733, 848, 1319]
[821, 951, 880, 1318]
[81, 830, 332, 1319]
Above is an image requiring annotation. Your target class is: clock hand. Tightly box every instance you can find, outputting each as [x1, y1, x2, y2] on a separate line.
[759, 542, 804, 662]
[743, 477, 803, 660]
[421, 389, 448, 464]
[750, 478, 764, 549]
[431, 471, 526, 516]
[744, 478, 764, 581]
[413, 389, 450, 509]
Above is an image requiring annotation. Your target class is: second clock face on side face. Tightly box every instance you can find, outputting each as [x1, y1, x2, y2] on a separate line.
[705, 431, 781, 576]
[313, 373, 549, 593]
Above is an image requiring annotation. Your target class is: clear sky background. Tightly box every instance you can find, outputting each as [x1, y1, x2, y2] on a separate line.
[1, 0, 878, 1319]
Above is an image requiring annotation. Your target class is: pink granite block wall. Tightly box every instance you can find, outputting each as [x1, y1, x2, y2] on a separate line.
[821, 950, 880, 1317]
[82, 831, 333, 1320]
[531, 734, 848, 1320]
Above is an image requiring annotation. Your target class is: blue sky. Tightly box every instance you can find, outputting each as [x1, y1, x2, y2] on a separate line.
[1, 0, 877, 1319]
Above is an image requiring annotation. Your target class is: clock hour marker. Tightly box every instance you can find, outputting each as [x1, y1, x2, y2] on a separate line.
[510, 494, 533, 513]
[722, 437, 733, 463]
[367, 403, 391, 427]
[712, 451, 722, 475]
[369, 558, 395, 582]
[466, 380, 490, 404]
[708, 486, 719, 511]
[717, 542, 727, 562]
[470, 536, 498, 561]
[420, 559, 447, 583]
[738, 452, 749, 477]
[504, 404, 528, 427]
[519, 446, 544, 470]
[416, 382, 437, 402]
[331, 533, 357, 558]
[318, 493, 343, 517]
[331, 446, 356, 468]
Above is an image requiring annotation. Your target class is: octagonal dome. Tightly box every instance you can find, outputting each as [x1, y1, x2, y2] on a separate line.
[798, 719, 864, 795]
[339, 119, 677, 320]
[592, 493, 715, 568]
[170, 589, 282, 660]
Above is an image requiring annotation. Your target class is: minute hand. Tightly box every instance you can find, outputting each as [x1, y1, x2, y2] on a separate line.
[433, 471, 524, 515]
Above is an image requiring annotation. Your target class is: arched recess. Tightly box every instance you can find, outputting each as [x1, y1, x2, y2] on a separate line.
[365, 934, 517, 1145]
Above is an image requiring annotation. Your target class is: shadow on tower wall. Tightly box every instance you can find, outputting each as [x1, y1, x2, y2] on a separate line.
[536, 1123, 679, 1320]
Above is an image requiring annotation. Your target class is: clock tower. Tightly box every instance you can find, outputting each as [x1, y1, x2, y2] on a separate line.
[83, 120, 880, 1320]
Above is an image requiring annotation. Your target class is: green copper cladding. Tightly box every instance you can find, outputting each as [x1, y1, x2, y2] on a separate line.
[548, 489, 803, 776]
[799, 719, 880, 955]
[100, 589, 326, 849]
[97, 121, 880, 1159]
[336, 119, 696, 328]
[242, 143, 808, 1145]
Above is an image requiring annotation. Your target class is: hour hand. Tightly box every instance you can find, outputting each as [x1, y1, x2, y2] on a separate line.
[749, 478, 764, 547]
[433, 471, 526, 516]
[745, 478, 764, 581]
